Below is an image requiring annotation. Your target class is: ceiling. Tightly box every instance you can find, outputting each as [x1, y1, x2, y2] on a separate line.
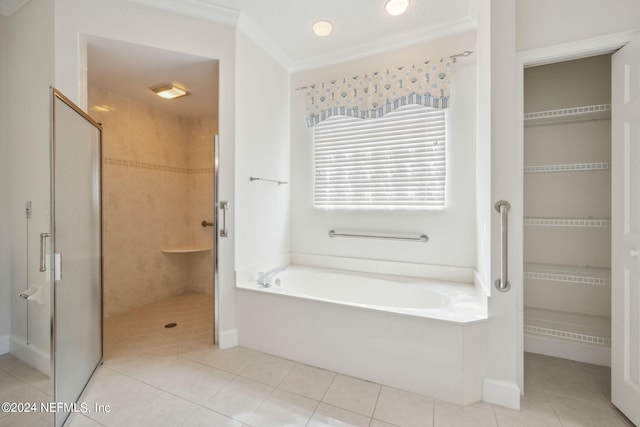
[83, 0, 474, 118]
[220, 0, 473, 69]
[87, 36, 219, 118]
[126, 0, 476, 71]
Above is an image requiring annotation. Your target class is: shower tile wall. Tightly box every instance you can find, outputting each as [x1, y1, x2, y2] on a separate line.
[187, 117, 216, 295]
[89, 86, 215, 317]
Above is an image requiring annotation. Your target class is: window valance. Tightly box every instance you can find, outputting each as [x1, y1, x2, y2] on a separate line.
[304, 57, 451, 127]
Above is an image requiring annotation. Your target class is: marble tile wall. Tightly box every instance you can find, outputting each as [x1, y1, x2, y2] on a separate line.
[89, 86, 216, 317]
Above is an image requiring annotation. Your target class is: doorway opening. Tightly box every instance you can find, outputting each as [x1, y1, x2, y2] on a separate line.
[86, 36, 219, 358]
[522, 54, 612, 368]
[520, 54, 616, 413]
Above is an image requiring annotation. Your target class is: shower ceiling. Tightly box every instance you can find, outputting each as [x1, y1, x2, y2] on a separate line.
[87, 36, 219, 118]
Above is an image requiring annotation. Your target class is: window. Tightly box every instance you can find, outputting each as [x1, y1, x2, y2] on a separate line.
[314, 104, 446, 210]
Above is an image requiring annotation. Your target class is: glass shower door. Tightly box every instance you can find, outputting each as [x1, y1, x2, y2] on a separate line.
[51, 89, 103, 427]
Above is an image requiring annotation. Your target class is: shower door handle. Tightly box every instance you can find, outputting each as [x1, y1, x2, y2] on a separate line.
[39, 233, 50, 272]
[219, 201, 229, 238]
[54, 253, 61, 281]
[494, 200, 511, 292]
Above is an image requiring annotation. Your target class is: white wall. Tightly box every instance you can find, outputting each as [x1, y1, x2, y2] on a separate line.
[54, 0, 239, 347]
[290, 31, 477, 269]
[7, 0, 55, 372]
[516, 0, 640, 52]
[235, 31, 291, 274]
[475, 0, 492, 295]
[478, 0, 523, 409]
[0, 14, 10, 355]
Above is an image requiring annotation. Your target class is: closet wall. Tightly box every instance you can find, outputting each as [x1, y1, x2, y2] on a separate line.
[523, 55, 612, 366]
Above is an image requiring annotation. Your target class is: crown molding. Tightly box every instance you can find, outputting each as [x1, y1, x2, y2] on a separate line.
[0, 0, 29, 16]
[466, 0, 481, 27]
[236, 13, 292, 72]
[518, 30, 639, 68]
[123, 0, 292, 70]
[124, 0, 240, 26]
[1, 0, 477, 77]
[290, 16, 477, 73]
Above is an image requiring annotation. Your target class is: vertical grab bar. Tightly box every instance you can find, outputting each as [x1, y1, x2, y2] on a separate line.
[39, 233, 50, 272]
[494, 200, 511, 292]
[219, 201, 228, 237]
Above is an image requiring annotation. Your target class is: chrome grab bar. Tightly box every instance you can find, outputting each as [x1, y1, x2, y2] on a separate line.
[329, 230, 428, 243]
[219, 201, 228, 237]
[250, 176, 288, 185]
[39, 233, 50, 272]
[494, 200, 511, 292]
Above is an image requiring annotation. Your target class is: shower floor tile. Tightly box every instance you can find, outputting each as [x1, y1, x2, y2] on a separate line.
[103, 291, 214, 360]
[0, 293, 634, 426]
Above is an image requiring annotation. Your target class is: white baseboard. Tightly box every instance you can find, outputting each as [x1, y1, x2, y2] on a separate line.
[218, 329, 238, 349]
[10, 335, 50, 375]
[524, 333, 610, 367]
[0, 335, 9, 355]
[483, 378, 520, 409]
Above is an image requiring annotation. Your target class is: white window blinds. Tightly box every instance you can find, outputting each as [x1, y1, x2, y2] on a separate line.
[314, 104, 446, 210]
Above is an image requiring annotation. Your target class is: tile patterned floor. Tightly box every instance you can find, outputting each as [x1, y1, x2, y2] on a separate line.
[103, 292, 214, 360]
[0, 293, 636, 426]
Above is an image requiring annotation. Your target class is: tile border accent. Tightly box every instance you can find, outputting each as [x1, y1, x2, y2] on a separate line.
[189, 167, 215, 174]
[104, 157, 213, 174]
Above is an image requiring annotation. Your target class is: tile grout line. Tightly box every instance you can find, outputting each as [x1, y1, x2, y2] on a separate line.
[318, 370, 338, 404]
[543, 388, 613, 406]
[82, 365, 166, 426]
[228, 354, 281, 426]
[543, 390, 570, 427]
[369, 382, 384, 426]
[306, 369, 350, 426]
[490, 400, 500, 426]
[104, 360, 240, 426]
[432, 398, 437, 427]
[268, 359, 323, 426]
[0, 360, 52, 397]
[241, 385, 278, 427]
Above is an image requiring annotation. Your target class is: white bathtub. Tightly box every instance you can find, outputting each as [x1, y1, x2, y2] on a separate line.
[236, 261, 489, 404]
[241, 266, 486, 322]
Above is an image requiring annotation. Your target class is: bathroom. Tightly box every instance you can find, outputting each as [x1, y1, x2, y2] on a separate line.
[1, 0, 640, 426]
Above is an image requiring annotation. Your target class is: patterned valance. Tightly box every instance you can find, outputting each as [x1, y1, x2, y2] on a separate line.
[304, 57, 452, 127]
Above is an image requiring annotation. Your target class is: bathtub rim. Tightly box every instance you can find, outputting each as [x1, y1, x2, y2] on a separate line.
[236, 252, 485, 287]
[237, 264, 488, 325]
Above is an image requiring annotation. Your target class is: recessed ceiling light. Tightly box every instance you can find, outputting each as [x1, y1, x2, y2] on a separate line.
[385, 0, 409, 16]
[312, 20, 333, 37]
[149, 83, 190, 100]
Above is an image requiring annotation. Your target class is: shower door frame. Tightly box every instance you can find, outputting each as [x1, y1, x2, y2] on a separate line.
[50, 87, 104, 427]
[213, 134, 220, 345]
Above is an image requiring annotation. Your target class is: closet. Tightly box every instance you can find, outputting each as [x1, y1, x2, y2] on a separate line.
[523, 54, 612, 366]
